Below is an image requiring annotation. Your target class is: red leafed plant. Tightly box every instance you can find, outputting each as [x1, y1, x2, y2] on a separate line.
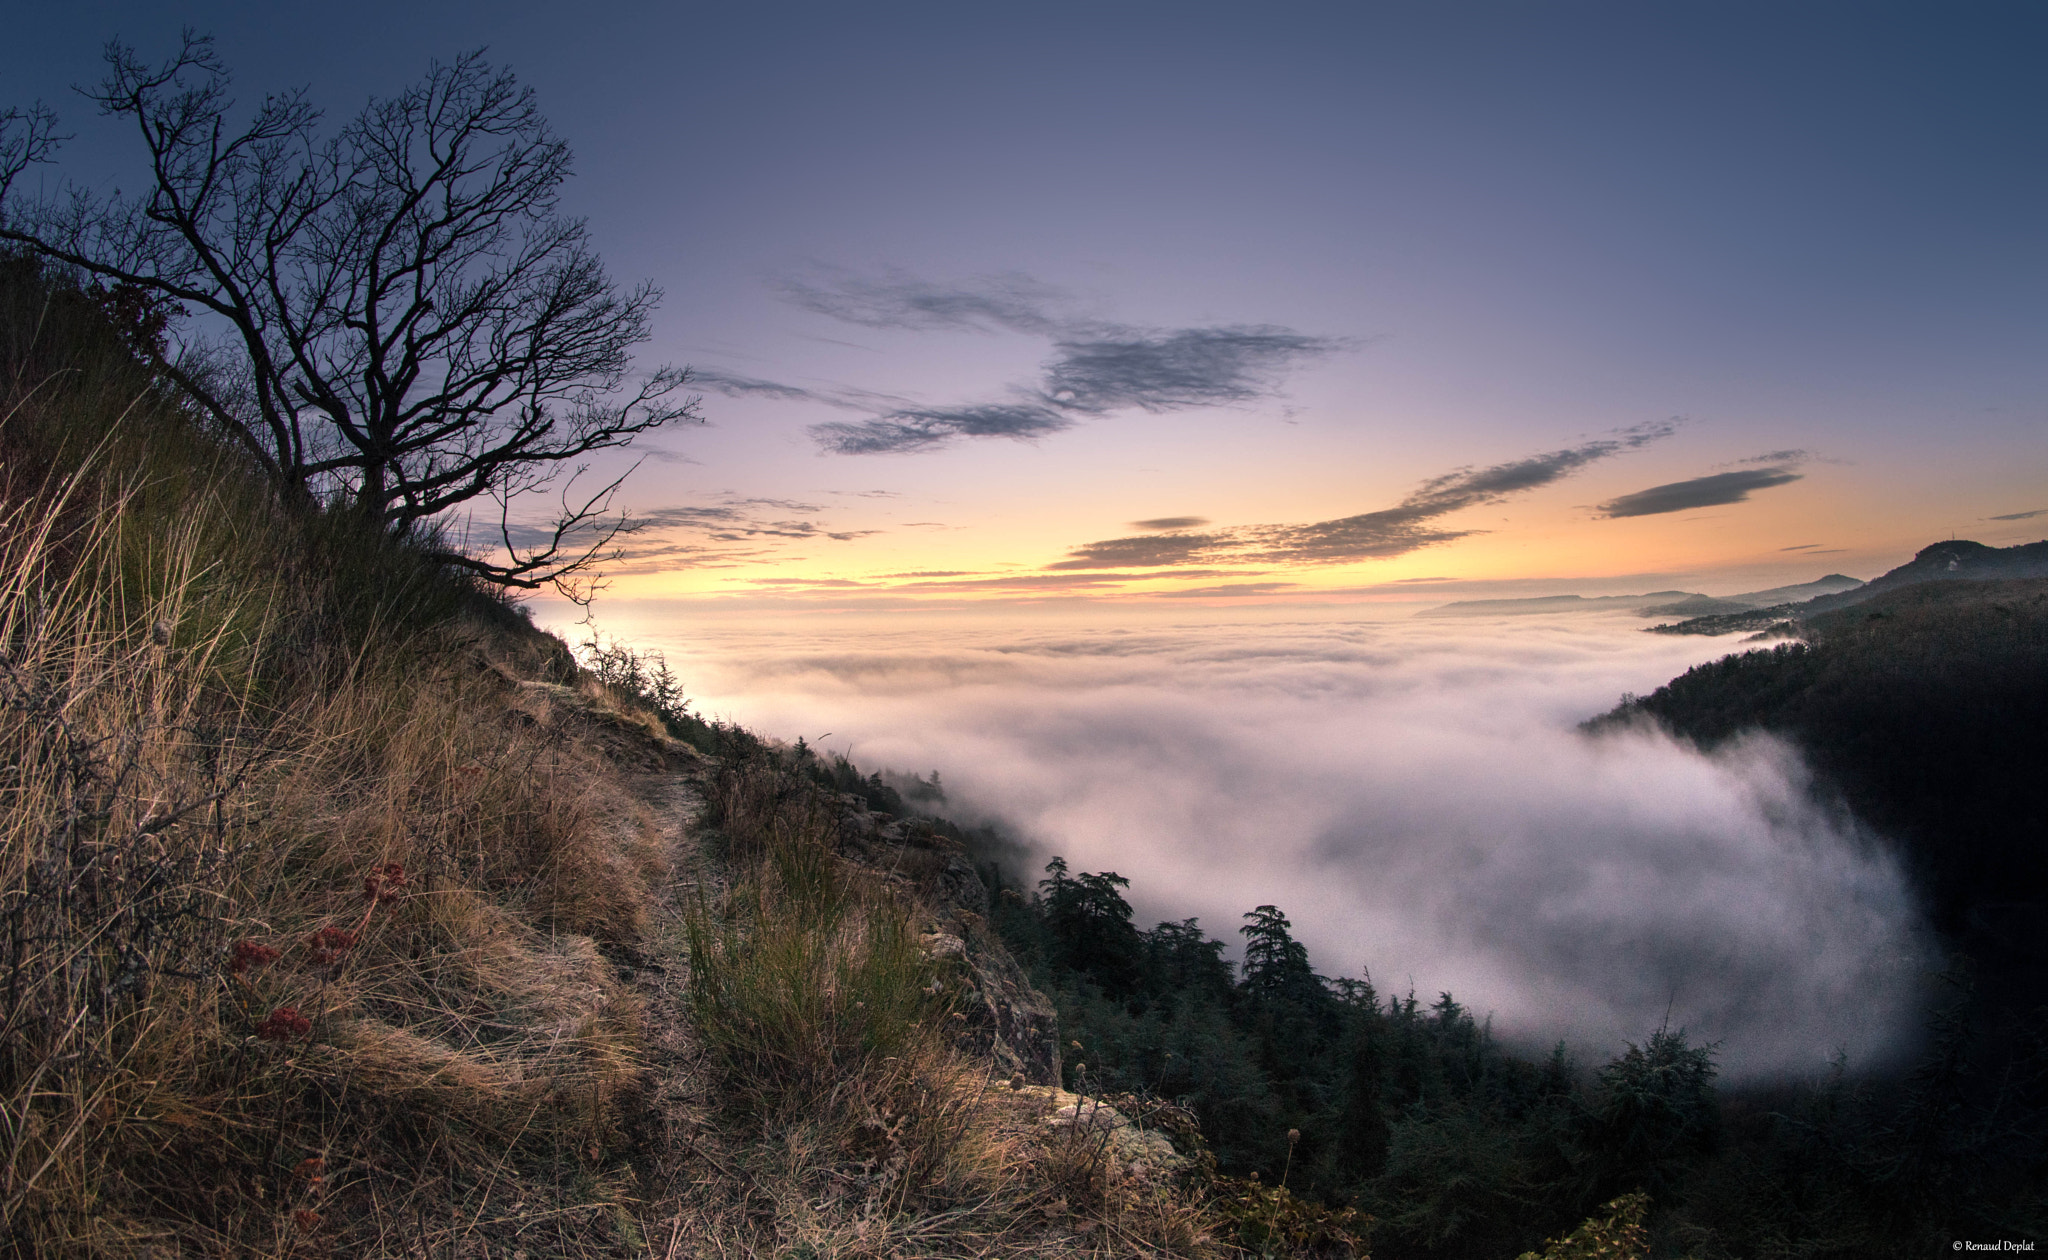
[307, 926, 358, 966]
[363, 862, 409, 904]
[229, 940, 281, 975]
[256, 1007, 311, 1042]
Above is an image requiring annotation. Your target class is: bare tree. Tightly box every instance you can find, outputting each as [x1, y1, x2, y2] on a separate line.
[0, 33, 698, 595]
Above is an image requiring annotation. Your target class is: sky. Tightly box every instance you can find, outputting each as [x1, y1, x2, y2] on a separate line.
[7, 1, 2046, 610]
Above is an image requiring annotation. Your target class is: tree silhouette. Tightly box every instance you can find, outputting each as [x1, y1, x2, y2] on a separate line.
[1036, 858, 1145, 997]
[0, 33, 697, 595]
[1239, 904, 1322, 1004]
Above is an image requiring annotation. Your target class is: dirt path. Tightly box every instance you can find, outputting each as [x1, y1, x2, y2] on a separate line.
[615, 767, 759, 1250]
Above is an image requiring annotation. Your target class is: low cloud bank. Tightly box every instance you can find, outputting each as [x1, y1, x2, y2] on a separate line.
[616, 609, 1929, 1079]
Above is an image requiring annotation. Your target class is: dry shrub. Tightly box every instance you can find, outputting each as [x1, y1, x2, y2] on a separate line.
[0, 477, 269, 1253]
[1513, 1192, 1649, 1260]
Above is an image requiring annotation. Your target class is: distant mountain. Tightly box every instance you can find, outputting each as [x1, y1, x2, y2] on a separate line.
[1636, 574, 1865, 617]
[1420, 573, 1862, 619]
[1650, 539, 2048, 634]
[1802, 539, 2048, 611]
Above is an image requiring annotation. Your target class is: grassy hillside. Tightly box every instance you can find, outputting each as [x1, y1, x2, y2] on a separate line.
[0, 255, 681, 1255]
[0, 255, 1289, 1257]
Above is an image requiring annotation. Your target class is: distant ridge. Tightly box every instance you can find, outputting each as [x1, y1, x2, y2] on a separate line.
[1801, 539, 2048, 611]
[1419, 573, 1862, 619]
[1648, 539, 2048, 634]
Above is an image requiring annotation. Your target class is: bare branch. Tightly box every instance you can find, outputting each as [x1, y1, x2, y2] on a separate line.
[0, 104, 67, 206]
[0, 36, 701, 595]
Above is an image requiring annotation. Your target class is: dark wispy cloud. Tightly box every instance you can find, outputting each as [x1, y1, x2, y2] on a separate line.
[691, 367, 838, 405]
[885, 569, 1246, 593]
[1255, 425, 1678, 562]
[1989, 507, 2047, 521]
[691, 368, 920, 416]
[632, 499, 879, 543]
[1598, 465, 1804, 519]
[721, 567, 1262, 598]
[746, 577, 869, 587]
[631, 445, 701, 466]
[511, 496, 881, 575]
[1779, 543, 1821, 551]
[1131, 516, 1209, 531]
[1048, 423, 1679, 571]
[713, 272, 1346, 455]
[1043, 326, 1339, 415]
[812, 402, 1073, 455]
[1047, 531, 1227, 571]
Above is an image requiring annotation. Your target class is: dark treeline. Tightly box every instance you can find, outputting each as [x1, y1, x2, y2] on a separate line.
[984, 855, 2037, 1257]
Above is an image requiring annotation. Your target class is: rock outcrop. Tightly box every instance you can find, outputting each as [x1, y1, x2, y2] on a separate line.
[835, 795, 1064, 1085]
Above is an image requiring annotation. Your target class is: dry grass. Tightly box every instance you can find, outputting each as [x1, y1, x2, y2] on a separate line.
[671, 743, 1237, 1258]
[0, 270, 666, 1256]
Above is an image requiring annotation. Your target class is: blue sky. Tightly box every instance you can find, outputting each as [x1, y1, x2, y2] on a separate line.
[8, 1, 2045, 603]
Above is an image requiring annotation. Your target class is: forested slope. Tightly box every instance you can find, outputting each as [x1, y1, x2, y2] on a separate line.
[1596, 578, 2048, 968]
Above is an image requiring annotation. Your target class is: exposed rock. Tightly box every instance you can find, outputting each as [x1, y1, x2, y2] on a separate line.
[505, 678, 702, 771]
[836, 806, 1062, 1085]
[919, 931, 967, 960]
[935, 853, 989, 917]
[949, 923, 1062, 1085]
[1015, 1086, 1190, 1182]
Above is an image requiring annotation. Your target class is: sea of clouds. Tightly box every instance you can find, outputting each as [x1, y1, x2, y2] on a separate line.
[579, 604, 1931, 1079]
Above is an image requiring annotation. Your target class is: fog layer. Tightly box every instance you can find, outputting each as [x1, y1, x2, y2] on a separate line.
[599, 607, 1929, 1078]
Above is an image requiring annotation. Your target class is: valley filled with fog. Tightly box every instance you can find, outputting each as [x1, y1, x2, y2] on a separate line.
[572, 604, 1931, 1079]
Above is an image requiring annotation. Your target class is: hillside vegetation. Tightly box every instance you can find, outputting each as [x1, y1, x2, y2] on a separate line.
[0, 259, 1265, 1256]
[0, 254, 681, 1254]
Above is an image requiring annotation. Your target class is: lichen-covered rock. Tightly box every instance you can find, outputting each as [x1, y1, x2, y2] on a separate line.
[919, 931, 967, 960]
[1015, 1086, 1190, 1181]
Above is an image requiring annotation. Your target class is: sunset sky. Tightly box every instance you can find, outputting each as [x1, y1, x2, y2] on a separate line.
[9, 1, 2046, 608]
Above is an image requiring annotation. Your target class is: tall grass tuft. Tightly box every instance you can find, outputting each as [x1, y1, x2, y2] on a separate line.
[0, 472, 270, 1250]
[686, 808, 944, 1109]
